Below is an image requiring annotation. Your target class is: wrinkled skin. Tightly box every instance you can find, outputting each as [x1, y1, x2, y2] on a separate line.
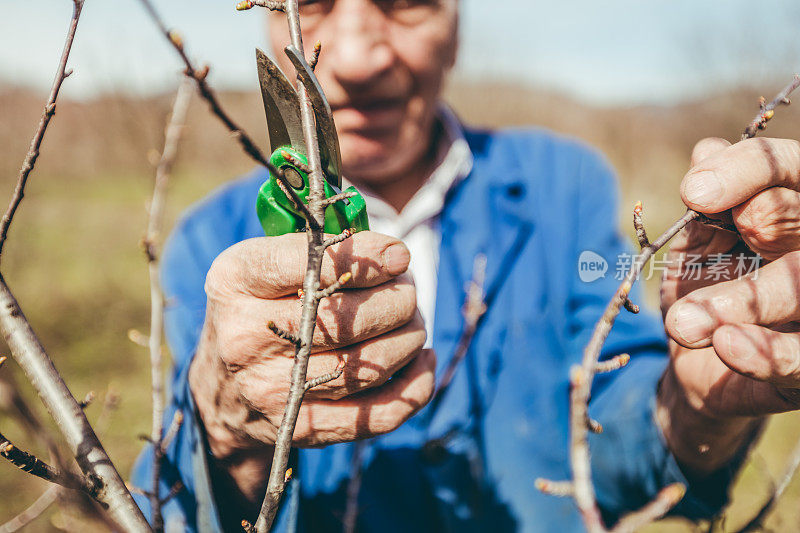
[659, 137, 800, 475]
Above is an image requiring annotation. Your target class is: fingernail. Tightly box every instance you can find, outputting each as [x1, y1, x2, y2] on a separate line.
[382, 243, 410, 276]
[721, 328, 757, 362]
[672, 303, 715, 345]
[683, 170, 724, 209]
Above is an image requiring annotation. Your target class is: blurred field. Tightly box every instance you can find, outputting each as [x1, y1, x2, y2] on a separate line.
[1, 78, 799, 531]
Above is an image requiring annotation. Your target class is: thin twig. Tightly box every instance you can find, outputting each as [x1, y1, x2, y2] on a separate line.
[137, 0, 319, 229]
[304, 358, 346, 392]
[0, 0, 84, 261]
[426, 254, 487, 417]
[594, 354, 630, 374]
[609, 484, 686, 533]
[267, 321, 302, 347]
[253, 1, 333, 529]
[235, 0, 286, 11]
[555, 77, 800, 533]
[280, 149, 311, 174]
[141, 78, 192, 533]
[742, 75, 800, 139]
[314, 272, 352, 300]
[342, 440, 368, 533]
[0, 431, 93, 495]
[308, 41, 322, 71]
[534, 479, 574, 497]
[0, 485, 61, 533]
[0, 1, 150, 529]
[160, 411, 184, 454]
[320, 191, 357, 208]
[322, 228, 354, 249]
[735, 437, 800, 533]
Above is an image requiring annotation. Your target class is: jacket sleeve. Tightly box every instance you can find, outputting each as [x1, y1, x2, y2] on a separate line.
[566, 149, 744, 524]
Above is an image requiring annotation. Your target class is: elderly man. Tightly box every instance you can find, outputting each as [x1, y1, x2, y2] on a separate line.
[132, 1, 800, 531]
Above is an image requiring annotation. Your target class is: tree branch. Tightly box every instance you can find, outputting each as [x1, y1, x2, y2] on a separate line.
[0, 0, 82, 261]
[253, 1, 336, 529]
[137, 0, 319, 230]
[0, 431, 94, 495]
[139, 77, 192, 533]
[0, 484, 61, 533]
[0, 1, 151, 529]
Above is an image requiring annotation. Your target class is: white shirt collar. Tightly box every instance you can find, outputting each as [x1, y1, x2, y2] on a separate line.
[342, 105, 474, 237]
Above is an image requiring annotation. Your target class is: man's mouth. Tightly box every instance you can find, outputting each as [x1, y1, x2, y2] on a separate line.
[331, 97, 407, 130]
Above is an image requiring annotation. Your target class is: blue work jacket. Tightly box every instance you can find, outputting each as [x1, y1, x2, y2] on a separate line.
[131, 128, 737, 532]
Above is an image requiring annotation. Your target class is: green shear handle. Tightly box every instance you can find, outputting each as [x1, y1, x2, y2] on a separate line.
[254, 46, 369, 236]
[256, 146, 369, 236]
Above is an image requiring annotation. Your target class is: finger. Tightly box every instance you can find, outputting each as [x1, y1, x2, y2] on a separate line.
[665, 251, 800, 348]
[291, 348, 435, 446]
[732, 186, 800, 260]
[239, 314, 427, 401]
[690, 137, 732, 167]
[713, 324, 800, 390]
[207, 231, 410, 299]
[681, 138, 800, 213]
[219, 276, 418, 363]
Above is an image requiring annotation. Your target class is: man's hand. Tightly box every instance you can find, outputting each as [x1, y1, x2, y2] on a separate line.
[188, 231, 434, 501]
[658, 137, 800, 476]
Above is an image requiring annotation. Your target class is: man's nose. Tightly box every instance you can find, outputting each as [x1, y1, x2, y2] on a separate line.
[326, 0, 395, 85]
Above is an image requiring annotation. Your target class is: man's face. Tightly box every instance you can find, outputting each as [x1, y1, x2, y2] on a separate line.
[268, 0, 458, 186]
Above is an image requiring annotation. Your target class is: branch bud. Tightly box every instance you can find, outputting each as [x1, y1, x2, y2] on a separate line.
[236, 0, 254, 10]
[168, 30, 183, 50]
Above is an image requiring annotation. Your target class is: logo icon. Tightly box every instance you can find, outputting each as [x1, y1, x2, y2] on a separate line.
[578, 251, 607, 283]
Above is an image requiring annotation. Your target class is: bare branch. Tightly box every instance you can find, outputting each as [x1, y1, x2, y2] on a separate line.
[78, 391, 95, 410]
[0, 1, 151, 527]
[304, 358, 346, 392]
[594, 354, 630, 374]
[0, 431, 93, 495]
[235, 0, 286, 11]
[160, 481, 184, 506]
[160, 411, 184, 454]
[610, 484, 686, 533]
[314, 272, 352, 300]
[735, 437, 800, 533]
[254, 0, 332, 528]
[343, 440, 368, 533]
[623, 298, 639, 314]
[267, 321, 301, 347]
[137, 0, 320, 230]
[633, 201, 649, 249]
[535, 478, 574, 497]
[321, 191, 357, 208]
[280, 149, 311, 174]
[0, 485, 61, 533]
[426, 254, 487, 418]
[322, 228, 354, 249]
[127, 328, 150, 348]
[0, 0, 82, 261]
[140, 78, 193, 533]
[742, 74, 800, 139]
[308, 41, 322, 71]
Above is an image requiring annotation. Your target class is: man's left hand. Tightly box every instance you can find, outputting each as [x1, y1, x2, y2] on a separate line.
[658, 137, 800, 475]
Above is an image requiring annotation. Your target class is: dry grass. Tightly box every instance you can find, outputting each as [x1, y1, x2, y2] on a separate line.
[0, 79, 798, 530]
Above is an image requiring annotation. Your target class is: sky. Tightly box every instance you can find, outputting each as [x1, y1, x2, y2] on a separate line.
[2, 0, 799, 106]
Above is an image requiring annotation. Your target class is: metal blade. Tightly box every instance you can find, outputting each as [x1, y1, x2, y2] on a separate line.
[284, 45, 342, 189]
[256, 48, 305, 156]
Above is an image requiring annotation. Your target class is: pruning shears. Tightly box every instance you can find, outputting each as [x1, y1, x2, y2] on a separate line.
[255, 46, 369, 236]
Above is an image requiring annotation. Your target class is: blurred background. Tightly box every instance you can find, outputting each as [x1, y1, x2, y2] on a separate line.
[1, 0, 800, 530]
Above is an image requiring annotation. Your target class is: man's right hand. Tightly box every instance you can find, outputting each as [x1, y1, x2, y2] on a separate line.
[189, 231, 434, 467]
